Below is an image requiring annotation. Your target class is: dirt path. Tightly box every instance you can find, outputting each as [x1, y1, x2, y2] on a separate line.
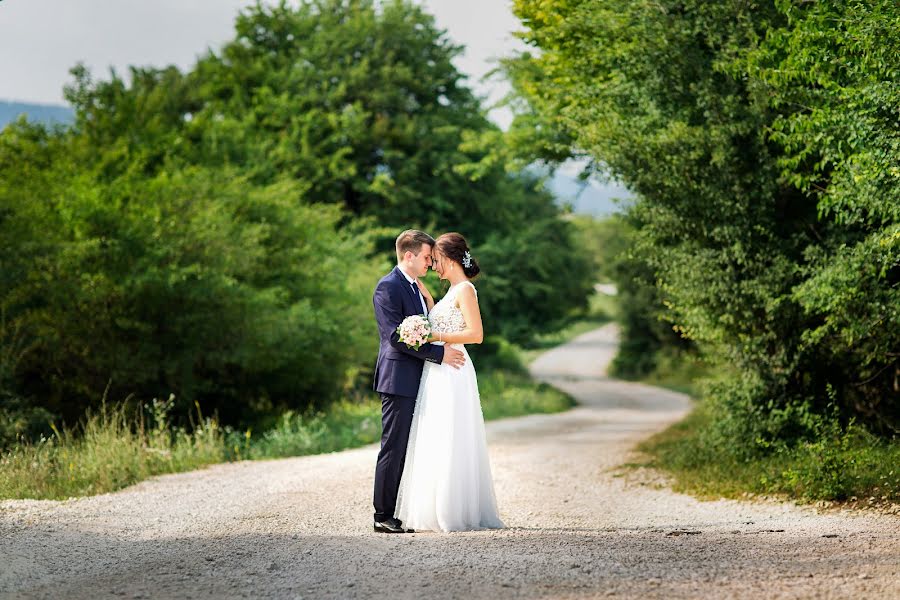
[1, 323, 898, 599]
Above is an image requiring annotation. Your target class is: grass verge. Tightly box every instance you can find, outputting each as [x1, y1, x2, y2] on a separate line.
[0, 397, 224, 501]
[0, 369, 574, 500]
[637, 401, 900, 506]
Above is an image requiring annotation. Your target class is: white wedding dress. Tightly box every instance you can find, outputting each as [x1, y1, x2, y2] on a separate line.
[395, 281, 505, 532]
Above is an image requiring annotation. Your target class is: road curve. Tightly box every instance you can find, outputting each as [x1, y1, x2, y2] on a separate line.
[1, 323, 898, 599]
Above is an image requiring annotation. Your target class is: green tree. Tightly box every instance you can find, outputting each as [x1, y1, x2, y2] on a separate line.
[62, 0, 594, 343]
[745, 0, 900, 432]
[65, 0, 495, 235]
[506, 0, 898, 440]
[2, 0, 596, 441]
[0, 119, 380, 431]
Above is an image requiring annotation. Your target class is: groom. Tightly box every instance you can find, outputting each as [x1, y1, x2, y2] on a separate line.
[371, 229, 466, 533]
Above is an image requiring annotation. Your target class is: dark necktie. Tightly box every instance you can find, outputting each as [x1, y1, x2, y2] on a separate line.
[411, 282, 425, 314]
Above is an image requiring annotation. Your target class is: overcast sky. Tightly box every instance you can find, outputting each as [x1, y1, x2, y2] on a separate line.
[0, 0, 527, 129]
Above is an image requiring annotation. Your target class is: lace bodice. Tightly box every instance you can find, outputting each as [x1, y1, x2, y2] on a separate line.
[429, 282, 477, 335]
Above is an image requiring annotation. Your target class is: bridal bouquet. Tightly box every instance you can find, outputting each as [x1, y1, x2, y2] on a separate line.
[397, 314, 431, 350]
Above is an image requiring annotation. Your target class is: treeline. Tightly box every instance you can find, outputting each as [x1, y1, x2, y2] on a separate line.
[0, 0, 594, 446]
[505, 0, 899, 451]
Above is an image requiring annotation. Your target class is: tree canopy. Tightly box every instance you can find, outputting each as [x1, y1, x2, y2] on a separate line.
[0, 0, 594, 443]
[506, 0, 899, 439]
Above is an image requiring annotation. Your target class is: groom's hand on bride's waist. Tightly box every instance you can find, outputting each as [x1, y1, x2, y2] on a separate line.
[442, 346, 466, 369]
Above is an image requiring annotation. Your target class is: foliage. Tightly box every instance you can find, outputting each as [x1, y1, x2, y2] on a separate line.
[247, 368, 576, 456]
[1, 0, 595, 442]
[639, 400, 900, 503]
[475, 207, 594, 343]
[244, 398, 382, 460]
[569, 215, 629, 283]
[744, 0, 900, 431]
[468, 335, 529, 374]
[0, 120, 380, 431]
[478, 370, 574, 421]
[0, 397, 225, 500]
[605, 211, 696, 380]
[507, 0, 899, 442]
[59, 0, 592, 346]
[61, 0, 591, 279]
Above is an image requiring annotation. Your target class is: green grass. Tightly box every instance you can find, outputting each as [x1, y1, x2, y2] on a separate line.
[0, 397, 225, 500]
[622, 343, 899, 506]
[479, 370, 575, 420]
[0, 369, 574, 500]
[241, 398, 382, 460]
[637, 401, 900, 505]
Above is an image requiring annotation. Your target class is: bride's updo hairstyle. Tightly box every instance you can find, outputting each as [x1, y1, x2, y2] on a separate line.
[436, 232, 481, 278]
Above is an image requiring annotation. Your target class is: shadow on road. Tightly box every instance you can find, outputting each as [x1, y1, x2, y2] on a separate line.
[5, 527, 895, 599]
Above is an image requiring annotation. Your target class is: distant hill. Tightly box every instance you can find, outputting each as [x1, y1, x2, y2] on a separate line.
[0, 100, 74, 128]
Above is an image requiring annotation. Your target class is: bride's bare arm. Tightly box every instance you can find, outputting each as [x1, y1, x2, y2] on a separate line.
[432, 284, 483, 345]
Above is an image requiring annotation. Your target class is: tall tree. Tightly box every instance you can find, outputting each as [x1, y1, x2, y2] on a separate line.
[1, 0, 596, 440]
[62, 0, 595, 343]
[506, 0, 899, 438]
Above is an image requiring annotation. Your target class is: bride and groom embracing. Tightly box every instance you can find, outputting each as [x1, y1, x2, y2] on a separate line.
[371, 229, 504, 534]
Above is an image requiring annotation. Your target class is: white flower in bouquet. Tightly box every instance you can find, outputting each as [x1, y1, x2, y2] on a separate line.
[397, 314, 431, 350]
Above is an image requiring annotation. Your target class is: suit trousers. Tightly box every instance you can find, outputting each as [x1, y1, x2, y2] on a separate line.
[373, 392, 416, 522]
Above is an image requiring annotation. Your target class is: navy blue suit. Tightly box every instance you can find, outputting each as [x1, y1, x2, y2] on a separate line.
[372, 266, 444, 522]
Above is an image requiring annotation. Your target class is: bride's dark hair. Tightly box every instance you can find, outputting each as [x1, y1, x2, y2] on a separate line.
[435, 232, 480, 278]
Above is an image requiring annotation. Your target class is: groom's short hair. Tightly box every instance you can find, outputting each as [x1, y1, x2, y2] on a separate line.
[396, 230, 436, 261]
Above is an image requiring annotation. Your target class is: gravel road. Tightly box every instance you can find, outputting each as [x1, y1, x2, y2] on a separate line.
[1, 323, 898, 599]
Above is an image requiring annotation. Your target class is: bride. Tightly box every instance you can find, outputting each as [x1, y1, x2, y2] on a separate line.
[394, 232, 505, 532]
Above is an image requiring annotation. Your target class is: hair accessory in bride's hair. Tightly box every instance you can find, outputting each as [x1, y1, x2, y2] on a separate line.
[462, 250, 472, 269]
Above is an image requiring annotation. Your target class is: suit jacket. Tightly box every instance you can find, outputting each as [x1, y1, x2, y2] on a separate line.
[372, 266, 445, 397]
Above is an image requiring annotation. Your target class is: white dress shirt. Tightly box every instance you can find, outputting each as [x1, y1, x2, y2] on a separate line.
[400, 268, 428, 315]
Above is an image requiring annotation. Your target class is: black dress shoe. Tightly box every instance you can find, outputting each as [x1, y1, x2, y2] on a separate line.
[374, 517, 405, 533]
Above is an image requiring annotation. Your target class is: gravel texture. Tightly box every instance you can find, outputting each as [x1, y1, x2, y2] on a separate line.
[1, 323, 898, 599]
